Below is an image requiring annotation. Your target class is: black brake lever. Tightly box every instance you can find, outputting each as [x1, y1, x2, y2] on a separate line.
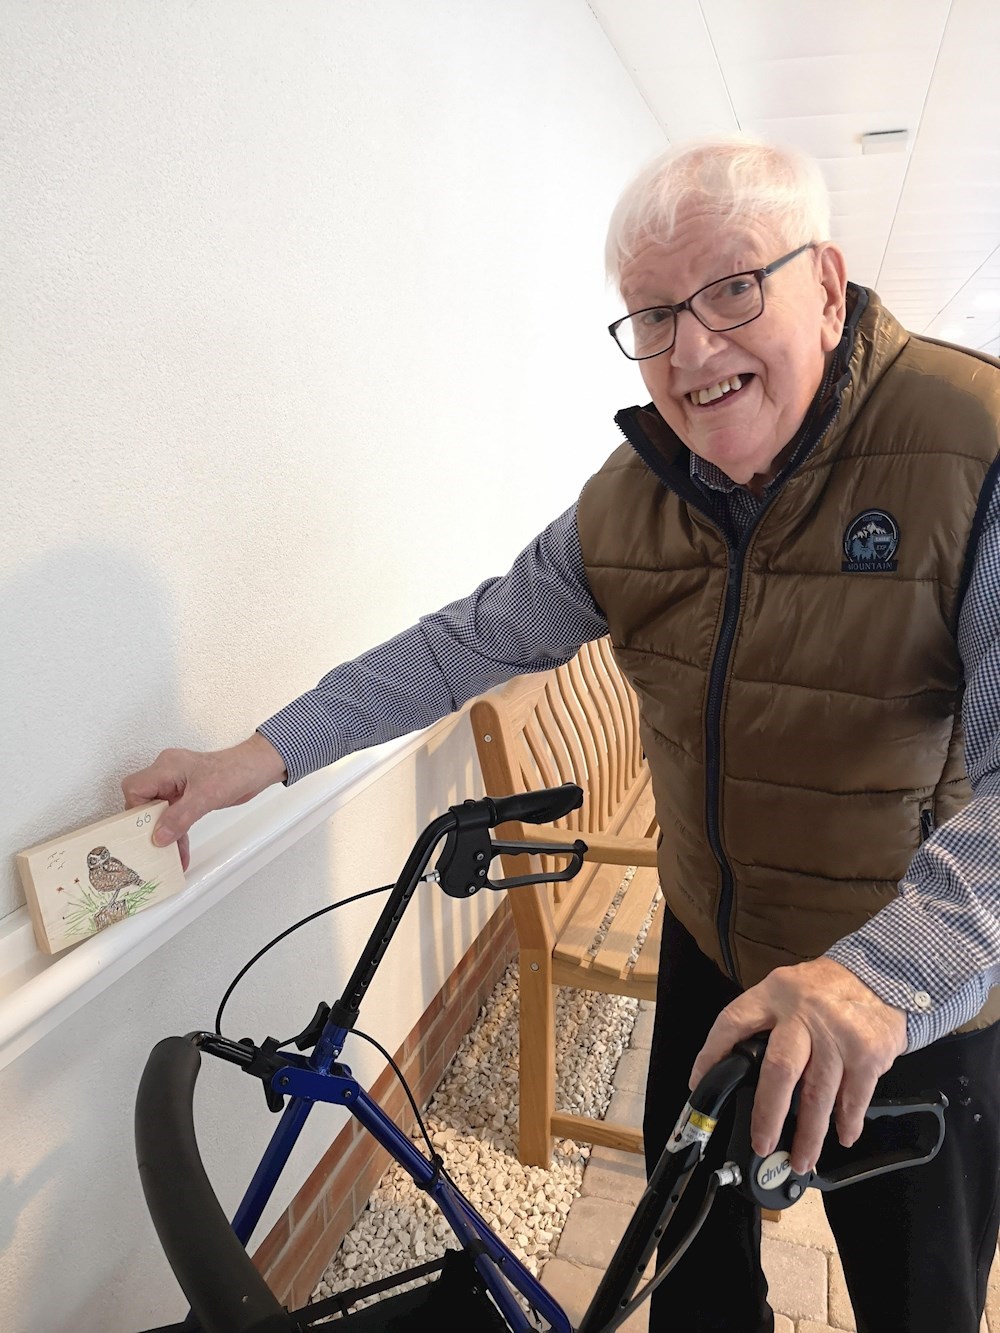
[434, 823, 588, 898]
[486, 839, 588, 889]
[727, 1084, 948, 1210]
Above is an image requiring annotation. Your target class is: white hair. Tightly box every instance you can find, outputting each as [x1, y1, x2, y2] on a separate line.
[605, 137, 831, 287]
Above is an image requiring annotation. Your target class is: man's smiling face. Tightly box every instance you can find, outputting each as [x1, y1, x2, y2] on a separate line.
[618, 204, 847, 488]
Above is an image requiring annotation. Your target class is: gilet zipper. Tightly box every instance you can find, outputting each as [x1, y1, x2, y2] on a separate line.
[616, 390, 841, 983]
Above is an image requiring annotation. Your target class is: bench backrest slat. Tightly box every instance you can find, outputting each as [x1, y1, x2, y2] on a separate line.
[470, 638, 646, 943]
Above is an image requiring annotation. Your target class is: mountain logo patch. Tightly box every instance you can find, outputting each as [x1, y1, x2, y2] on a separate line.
[842, 509, 899, 573]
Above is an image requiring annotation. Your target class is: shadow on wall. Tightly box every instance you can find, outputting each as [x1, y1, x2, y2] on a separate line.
[0, 1141, 75, 1258]
[0, 545, 197, 922]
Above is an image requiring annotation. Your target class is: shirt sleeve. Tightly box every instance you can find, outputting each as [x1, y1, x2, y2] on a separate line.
[826, 478, 1000, 1049]
[257, 504, 608, 783]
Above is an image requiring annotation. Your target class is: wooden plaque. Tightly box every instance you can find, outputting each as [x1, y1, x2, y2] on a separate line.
[16, 802, 185, 955]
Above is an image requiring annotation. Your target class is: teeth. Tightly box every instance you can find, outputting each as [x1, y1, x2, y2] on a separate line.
[690, 375, 744, 406]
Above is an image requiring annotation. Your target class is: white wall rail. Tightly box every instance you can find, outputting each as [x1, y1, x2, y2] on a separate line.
[0, 727, 453, 1075]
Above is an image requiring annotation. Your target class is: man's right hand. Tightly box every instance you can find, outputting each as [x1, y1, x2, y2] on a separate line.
[121, 733, 288, 871]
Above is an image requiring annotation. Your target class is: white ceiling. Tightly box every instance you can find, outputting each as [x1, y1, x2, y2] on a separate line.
[587, 0, 1000, 357]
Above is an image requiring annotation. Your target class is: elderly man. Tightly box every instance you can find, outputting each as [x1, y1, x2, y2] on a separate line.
[125, 139, 1000, 1332]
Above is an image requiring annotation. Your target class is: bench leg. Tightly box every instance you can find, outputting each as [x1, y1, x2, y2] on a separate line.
[518, 949, 556, 1167]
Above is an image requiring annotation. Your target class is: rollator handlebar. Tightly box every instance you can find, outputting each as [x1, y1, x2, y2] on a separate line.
[486, 782, 584, 827]
[436, 784, 587, 898]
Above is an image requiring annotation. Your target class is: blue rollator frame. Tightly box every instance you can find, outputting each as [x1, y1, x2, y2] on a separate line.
[233, 1066, 570, 1331]
[135, 784, 949, 1333]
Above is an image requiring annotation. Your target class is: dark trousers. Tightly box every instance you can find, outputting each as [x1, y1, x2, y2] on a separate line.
[643, 909, 1000, 1333]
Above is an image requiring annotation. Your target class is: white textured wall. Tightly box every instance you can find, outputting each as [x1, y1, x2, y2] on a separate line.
[0, 1, 662, 1328]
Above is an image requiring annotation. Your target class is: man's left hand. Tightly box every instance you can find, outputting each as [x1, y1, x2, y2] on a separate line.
[689, 958, 908, 1175]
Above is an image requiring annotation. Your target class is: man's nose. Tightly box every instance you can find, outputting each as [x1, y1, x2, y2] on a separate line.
[669, 308, 728, 369]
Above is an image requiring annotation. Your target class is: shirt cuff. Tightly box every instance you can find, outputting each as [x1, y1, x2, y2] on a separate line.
[825, 896, 992, 1051]
[257, 698, 352, 786]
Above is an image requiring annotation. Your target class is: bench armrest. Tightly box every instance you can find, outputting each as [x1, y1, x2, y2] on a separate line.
[519, 826, 658, 868]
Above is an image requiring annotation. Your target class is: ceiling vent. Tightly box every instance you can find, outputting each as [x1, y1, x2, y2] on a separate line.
[860, 129, 910, 154]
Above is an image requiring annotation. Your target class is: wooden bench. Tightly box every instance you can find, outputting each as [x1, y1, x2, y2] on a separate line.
[470, 636, 660, 1167]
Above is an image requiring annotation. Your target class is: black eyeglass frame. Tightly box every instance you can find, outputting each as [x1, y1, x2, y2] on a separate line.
[608, 242, 817, 361]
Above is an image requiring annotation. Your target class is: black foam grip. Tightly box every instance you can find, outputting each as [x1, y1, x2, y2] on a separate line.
[489, 783, 583, 827]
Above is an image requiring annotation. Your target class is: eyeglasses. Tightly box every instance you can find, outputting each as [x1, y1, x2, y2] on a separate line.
[608, 243, 815, 361]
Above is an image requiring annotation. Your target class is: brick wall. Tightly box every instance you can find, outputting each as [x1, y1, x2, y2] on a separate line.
[252, 900, 518, 1310]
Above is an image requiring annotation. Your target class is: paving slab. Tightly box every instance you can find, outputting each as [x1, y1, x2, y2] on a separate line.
[614, 1047, 650, 1095]
[541, 1257, 648, 1331]
[762, 1188, 837, 1254]
[825, 1249, 856, 1331]
[556, 1195, 636, 1270]
[629, 1005, 655, 1051]
[762, 1234, 829, 1324]
[605, 1088, 645, 1132]
[580, 1144, 647, 1206]
[986, 1246, 1000, 1332]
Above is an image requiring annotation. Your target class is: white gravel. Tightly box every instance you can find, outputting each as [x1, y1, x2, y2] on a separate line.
[310, 959, 640, 1313]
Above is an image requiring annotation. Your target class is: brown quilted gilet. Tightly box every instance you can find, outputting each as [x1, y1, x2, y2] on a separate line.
[577, 287, 1000, 1031]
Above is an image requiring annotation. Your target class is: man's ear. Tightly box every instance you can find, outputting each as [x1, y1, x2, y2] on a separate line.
[817, 243, 848, 354]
